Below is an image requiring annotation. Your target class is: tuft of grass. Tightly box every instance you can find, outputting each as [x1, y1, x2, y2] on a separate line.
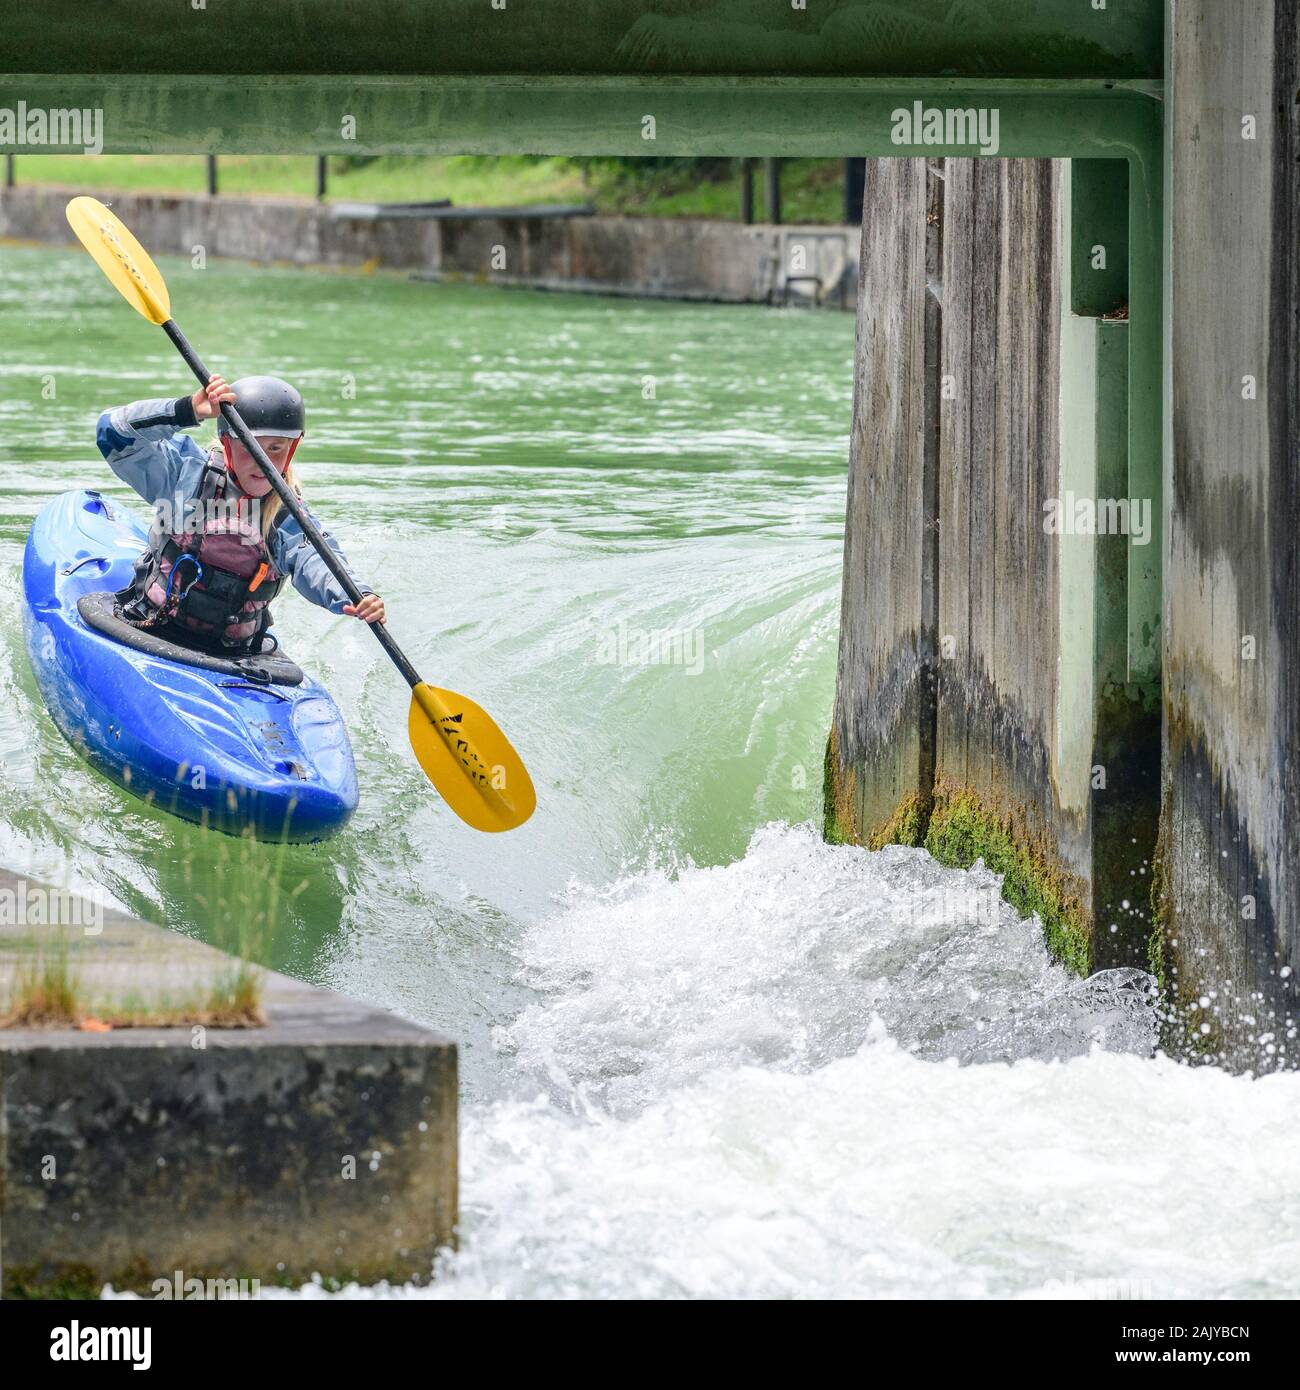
[1, 931, 81, 1027]
[1, 934, 265, 1032]
[201, 961, 266, 1027]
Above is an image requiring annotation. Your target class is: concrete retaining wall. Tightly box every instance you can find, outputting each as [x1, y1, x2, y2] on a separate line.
[0, 870, 457, 1296]
[0, 185, 858, 309]
[1159, 0, 1300, 1059]
[827, 155, 1159, 976]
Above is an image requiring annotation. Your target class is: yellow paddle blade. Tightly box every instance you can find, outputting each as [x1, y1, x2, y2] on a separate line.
[66, 196, 171, 325]
[408, 682, 535, 833]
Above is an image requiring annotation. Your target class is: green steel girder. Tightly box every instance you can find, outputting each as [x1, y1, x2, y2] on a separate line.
[0, 1, 1164, 80]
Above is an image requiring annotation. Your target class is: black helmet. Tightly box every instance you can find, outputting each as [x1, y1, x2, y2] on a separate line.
[217, 375, 305, 438]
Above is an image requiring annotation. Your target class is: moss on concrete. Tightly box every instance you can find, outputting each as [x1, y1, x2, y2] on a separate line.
[4, 1258, 389, 1298]
[1147, 801, 1171, 991]
[867, 793, 928, 850]
[1146, 921, 1166, 991]
[924, 789, 1091, 977]
[821, 727, 860, 846]
[1146, 788, 1225, 1061]
[3, 1263, 104, 1300]
[823, 727, 929, 849]
[823, 730, 1092, 976]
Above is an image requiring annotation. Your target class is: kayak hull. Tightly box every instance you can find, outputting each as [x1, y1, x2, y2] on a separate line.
[23, 489, 358, 842]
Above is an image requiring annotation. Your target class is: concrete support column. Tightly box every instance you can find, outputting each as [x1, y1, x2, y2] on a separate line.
[1158, 0, 1300, 1060]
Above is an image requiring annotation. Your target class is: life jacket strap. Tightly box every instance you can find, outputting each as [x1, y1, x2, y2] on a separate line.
[121, 457, 287, 649]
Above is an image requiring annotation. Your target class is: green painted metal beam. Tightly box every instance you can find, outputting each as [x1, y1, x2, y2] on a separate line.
[1095, 322, 1133, 693]
[0, 1, 1163, 80]
[0, 74, 1159, 156]
[1124, 96, 1163, 686]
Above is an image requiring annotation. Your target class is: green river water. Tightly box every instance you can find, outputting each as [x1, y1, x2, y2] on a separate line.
[0, 243, 852, 1083]
[5, 243, 1300, 1301]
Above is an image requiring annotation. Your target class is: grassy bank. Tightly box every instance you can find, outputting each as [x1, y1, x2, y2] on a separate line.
[4, 154, 853, 223]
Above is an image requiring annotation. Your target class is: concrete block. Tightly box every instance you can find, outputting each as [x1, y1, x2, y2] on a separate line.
[0, 871, 456, 1296]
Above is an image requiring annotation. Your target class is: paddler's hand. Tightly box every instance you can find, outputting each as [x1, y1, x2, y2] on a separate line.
[192, 375, 236, 421]
[344, 593, 386, 624]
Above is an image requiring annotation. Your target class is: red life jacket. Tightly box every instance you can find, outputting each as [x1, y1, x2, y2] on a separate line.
[133, 455, 286, 648]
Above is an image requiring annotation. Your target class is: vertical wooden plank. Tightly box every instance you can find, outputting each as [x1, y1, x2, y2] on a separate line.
[829, 156, 934, 842]
[995, 158, 1023, 832]
[992, 158, 1017, 809]
[1014, 159, 1039, 834]
[965, 157, 1000, 805]
[937, 158, 973, 795]
[932, 159, 1078, 889]
[1033, 160, 1063, 840]
[920, 160, 944, 802]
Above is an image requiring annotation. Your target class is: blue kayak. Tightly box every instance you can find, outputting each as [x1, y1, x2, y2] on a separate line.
[23, 489, 358, 841]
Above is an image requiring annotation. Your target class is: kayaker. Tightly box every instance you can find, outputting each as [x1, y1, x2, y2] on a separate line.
[96, 374, 384, 653]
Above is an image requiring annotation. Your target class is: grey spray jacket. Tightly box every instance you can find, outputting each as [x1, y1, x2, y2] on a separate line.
[96, 395, 374, 617]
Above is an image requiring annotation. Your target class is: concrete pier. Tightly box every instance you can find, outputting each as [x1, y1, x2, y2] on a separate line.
[827, 1, 1300, 1062]
[827, 155, 1159, 977]
[0, 870, 457, 1296]
[1158, 0, 1300, 1059]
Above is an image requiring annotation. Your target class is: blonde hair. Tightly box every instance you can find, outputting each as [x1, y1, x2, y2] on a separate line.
[208, 442, 300, 541]
[259, 462, 300, 541]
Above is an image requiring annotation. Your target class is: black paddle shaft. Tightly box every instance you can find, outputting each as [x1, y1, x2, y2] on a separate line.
[161, 318, 423, 690]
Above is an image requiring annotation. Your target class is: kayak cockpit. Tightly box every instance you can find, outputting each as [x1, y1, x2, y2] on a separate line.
[77, 590, 305, 686]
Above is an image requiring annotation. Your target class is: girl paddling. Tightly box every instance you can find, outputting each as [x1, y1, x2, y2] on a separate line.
[97, 373, 384, 653]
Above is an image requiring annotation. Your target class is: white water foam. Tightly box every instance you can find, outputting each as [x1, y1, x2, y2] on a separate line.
[496, 823, 1158, 1114]
[255, 824, 1300, 1300]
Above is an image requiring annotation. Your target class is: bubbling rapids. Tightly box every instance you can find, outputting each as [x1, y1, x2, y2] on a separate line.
[278, 825, 1300, 1301]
